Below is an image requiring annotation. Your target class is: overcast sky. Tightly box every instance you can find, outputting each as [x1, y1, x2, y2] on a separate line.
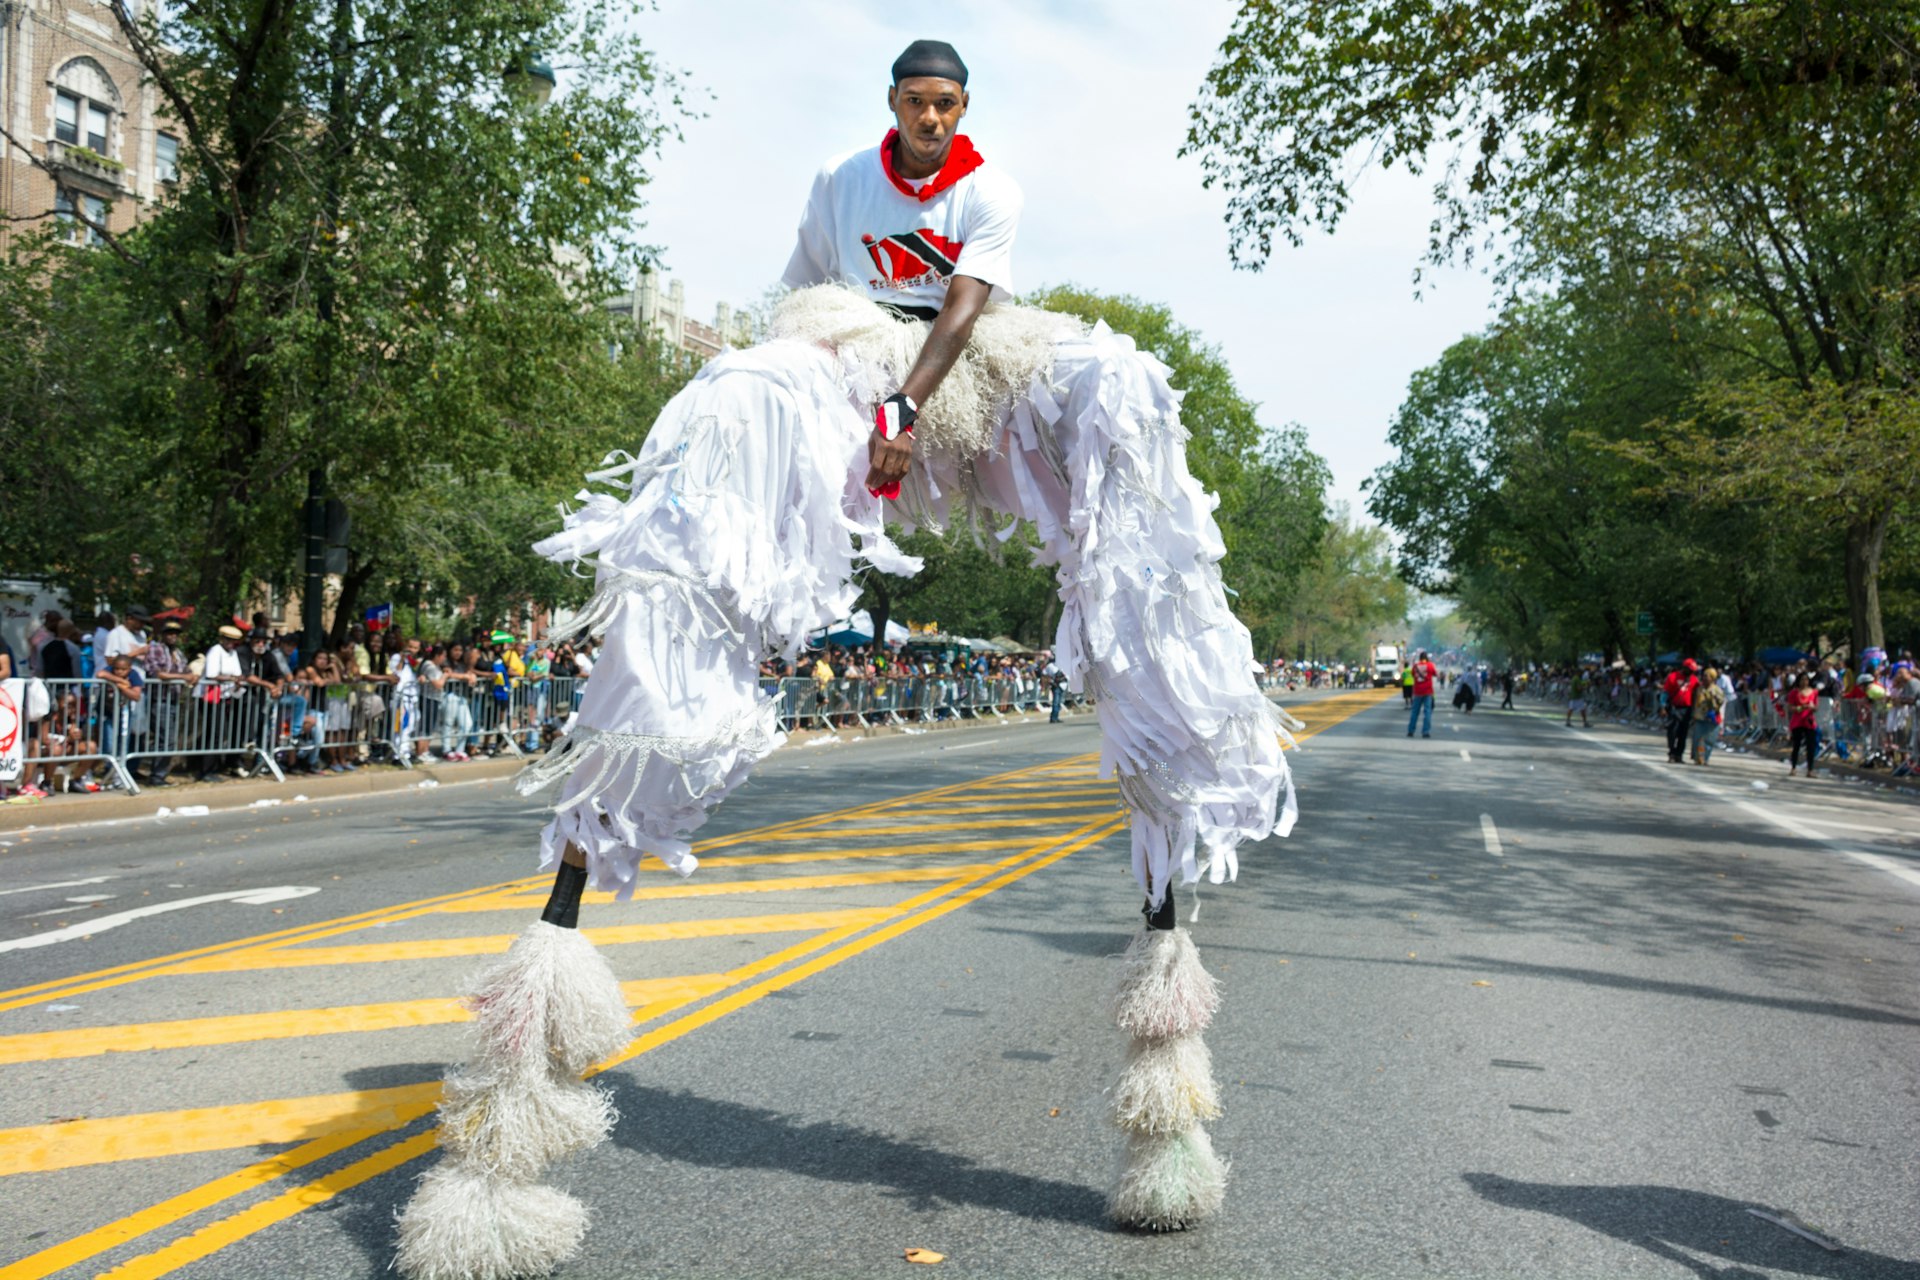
[625, 0, 1498, 519]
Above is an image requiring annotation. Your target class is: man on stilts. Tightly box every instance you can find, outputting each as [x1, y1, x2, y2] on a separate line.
[396, 40, 1297, 1279]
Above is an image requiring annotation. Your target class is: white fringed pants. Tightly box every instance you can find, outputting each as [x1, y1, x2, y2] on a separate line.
[520, 319, 1296, 906]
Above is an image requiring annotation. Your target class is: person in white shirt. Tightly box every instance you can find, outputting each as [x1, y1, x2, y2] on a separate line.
[192, 625, 246, 782]
[397, 42, 1286, 1272]
[105, 608, 149, 675]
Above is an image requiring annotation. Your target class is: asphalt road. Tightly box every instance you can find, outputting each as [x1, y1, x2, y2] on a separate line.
[1, 688, 1916, 1279]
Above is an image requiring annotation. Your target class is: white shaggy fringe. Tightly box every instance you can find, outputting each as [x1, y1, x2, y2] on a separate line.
[1108, 1127, 1229, 1232]
[394, 1162, 589, 1280]
[769, 284, 1083, 459]
[1112, 928, 1220, 1042]
[465, 921, 633, 1075]
[1111, 1033, 1222, 1136]
[436, 1064, 617, 1183]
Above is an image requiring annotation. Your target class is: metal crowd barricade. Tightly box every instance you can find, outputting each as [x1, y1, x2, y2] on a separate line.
[14, 676, 284, 797]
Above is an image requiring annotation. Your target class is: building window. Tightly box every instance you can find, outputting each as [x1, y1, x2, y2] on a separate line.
[54, 88, 112, 154]
[55, 90, 79, 145]
[54, 188, 107, 246]
[156, 132, 178, 183]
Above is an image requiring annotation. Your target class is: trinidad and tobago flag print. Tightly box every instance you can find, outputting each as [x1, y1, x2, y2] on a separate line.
[862, 229, 963, 289]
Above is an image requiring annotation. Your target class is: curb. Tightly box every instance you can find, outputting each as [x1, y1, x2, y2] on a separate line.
[0, 754, 529, 833]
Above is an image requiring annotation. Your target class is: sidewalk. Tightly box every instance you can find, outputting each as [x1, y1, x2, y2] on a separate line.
[0, 701, 1098, 835]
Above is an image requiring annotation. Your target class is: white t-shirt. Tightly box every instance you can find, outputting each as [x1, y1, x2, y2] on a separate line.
[782, 136, 1022, 310]
[198, 642, 242, 696]
[106, 625, 146, 673]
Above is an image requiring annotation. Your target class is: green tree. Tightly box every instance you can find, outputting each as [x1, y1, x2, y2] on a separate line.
[1186, 1, 1920, 653]
[0, 0, 687, 619]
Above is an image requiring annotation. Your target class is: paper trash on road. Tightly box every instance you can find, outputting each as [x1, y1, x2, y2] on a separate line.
[1750, 781, 1770, 792]
[416, 780, 440, 789]
[157, 805, 211, 818]
[903, 1248, 945, 1264]
[250, 798, 282, 808]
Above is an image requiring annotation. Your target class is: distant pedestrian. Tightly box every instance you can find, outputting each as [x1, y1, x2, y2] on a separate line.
[1499, 670, 1514, 710]
[1663, 659, 1700, 763]
[1566, 668, 1590, 728]
[1400, 665, 1413, 705]
[1405, 650, 1438, 738]
[1451, 670, 1478, 714]
[1041, 651, 1063, 722]
[1785, 673, 1819, 778]
[1689, 667, 1726, 765]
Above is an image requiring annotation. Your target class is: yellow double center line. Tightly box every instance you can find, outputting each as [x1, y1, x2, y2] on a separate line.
[1, 756, 1123, 1280]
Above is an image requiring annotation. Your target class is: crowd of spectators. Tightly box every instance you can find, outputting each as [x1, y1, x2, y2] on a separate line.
[1, 607, 599, 802]
[1528, 648, 1920, 778]
[758, 643, 1069, 724]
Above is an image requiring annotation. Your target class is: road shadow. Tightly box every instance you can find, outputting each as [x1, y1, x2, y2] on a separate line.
[979, 925, 1132, 957]
[1464, 1173, 1918, 1278]
[605, 1077, 1109, 1228]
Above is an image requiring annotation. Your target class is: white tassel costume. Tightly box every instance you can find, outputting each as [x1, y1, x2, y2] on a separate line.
[396, 118, 1296, 1276]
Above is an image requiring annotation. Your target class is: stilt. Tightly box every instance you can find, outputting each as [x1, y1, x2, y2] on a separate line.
[1108, 881, 1230, 1232]
[396, 850, 631, 1280]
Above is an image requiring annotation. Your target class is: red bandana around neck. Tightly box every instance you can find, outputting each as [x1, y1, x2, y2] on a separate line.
[880, 128, 983, 203]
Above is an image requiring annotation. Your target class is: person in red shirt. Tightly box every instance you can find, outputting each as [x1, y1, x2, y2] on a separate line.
[1785, 672, 1820, 777]
[1406, 650, 1439, 738]
[1663, 658, 1700, 762]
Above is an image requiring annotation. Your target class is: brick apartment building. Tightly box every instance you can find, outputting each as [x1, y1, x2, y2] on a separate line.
[0, 0, 172, 252]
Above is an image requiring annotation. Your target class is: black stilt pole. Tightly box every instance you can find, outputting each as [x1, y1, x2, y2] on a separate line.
[540, 860, 589, 929]
[1143, 880, 1177, 932]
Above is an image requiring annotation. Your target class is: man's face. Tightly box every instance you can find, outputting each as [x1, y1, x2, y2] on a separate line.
[887, 76, 967, 171]
[407, 639, 421, 656]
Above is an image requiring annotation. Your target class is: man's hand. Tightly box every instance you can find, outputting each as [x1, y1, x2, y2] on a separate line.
[866, 391, 917, 497]
[866, 429, 913, 497]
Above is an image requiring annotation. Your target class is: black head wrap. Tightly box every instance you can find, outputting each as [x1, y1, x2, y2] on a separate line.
[891, 39, 967, 88]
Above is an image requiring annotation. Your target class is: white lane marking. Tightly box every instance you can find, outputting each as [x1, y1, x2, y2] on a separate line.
[0, 886, 320, 952]
[939, 737, 1008, 752]
[21, 896, 120, 918]
[1571, 729, 1920, 892]
[1789, 817, 1915, 838]
[1460, 748, 1472, 762]
[1480, 814, 1503, 857]
[0, 876, 115, 898]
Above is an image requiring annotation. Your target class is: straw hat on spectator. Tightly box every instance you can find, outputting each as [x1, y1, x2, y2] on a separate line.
[217, 624, 244, 642]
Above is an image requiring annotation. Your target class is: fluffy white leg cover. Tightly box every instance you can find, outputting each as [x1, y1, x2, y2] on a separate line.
[436, 1064, 617, 1183]
[1111, 1033, 1222, 1136]
[1112, 927, 1219, 1041]
[1110, 925, 1229, 1231]
[395, 921, 630, 1276]
[395, 1162, 589, 1280]
[1108, 1127, 1229, 1233]
[466, 920, 633, 1074]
